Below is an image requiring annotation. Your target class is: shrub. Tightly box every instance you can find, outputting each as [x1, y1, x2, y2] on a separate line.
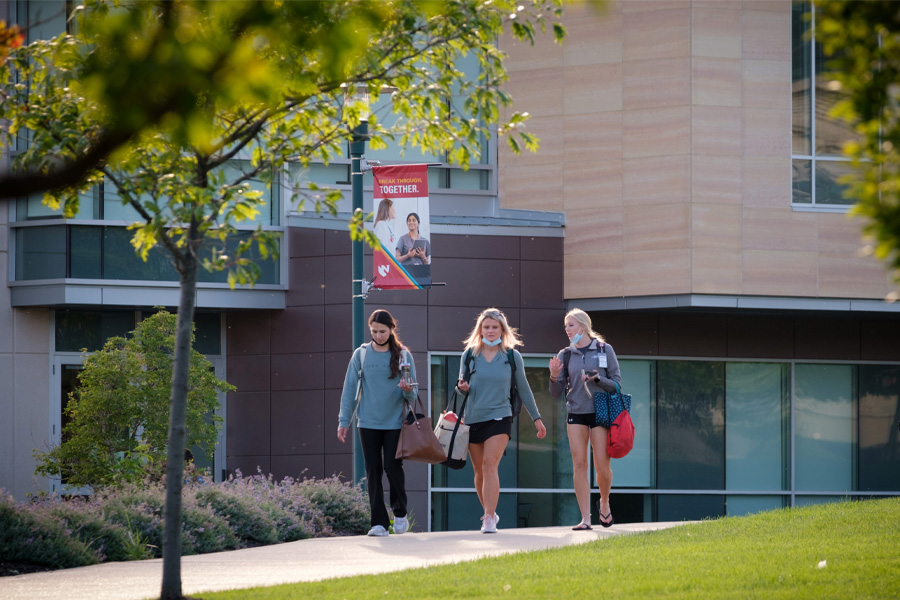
[31, 495, 134, 562]
[92, 483, 166, 558]
[180, 489, 239, 554]
[0, 493, 99, 569]
[296, 476, 369, 535]
[194, 486, 281, 545]
[0, 474, 369, 572]
[214, 470, 320, 543]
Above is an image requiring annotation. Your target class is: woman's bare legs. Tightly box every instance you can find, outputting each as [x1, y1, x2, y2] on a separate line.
[567, 423, 592, 526]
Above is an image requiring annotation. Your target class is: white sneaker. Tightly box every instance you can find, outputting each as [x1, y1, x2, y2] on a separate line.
[493, 513, 499, 527]
[367, 525, 388, 537]
[481, 514, 497, 534]
[393, 515, 409, 534]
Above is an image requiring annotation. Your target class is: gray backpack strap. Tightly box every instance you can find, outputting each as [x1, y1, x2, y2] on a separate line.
[351, 343, 368, 422]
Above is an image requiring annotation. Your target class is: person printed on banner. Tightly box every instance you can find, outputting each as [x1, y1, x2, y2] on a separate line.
[337, 309, 416, 537]
[395, 212, 431, 266]
[548, 308, 622, 531]
[456, 308, 546, 534]
[373, 199, 397, 256]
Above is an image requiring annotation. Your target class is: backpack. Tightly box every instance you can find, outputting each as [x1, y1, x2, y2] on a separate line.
[462, 347, 522, 417]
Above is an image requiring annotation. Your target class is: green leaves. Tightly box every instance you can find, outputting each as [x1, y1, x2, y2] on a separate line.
[33, 311, 231, 488]
[815, 0, 900, 291]
[2, 0, 568, 288]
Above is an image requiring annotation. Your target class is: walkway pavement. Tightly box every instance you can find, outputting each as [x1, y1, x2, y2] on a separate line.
[0, 521, 689, 600]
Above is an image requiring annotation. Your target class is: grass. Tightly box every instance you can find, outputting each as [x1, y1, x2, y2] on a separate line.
[202, 497, 900, 600]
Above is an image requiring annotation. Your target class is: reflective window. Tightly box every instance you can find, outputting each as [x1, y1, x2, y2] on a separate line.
[55, 310, 137, 353]
[725, 363, 790, 491]
[429, 354, 899, 528]
[614, 360, 654, 488]
[794, 364, 854, 492]
[791, 1, 860, 208]
[15, 225, 279, 284]
[657, 361, 725, 490]
[858, 365, 900, 492]
[15, 225, 66, 280]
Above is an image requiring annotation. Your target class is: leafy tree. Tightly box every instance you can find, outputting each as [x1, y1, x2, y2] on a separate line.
[814, 0, 900, 294]
[1, 2, 567, 598]
[34, 310, 229, 487]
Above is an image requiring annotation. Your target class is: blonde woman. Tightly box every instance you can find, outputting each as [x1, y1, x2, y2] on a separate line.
[373, 199, 396, 256]
[548, 308, 621, 530]
[457, 308, 546, 533]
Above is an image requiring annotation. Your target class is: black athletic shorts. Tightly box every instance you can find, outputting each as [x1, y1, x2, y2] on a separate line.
[468, 417, 513, 444]
[567, 412, 604, 429]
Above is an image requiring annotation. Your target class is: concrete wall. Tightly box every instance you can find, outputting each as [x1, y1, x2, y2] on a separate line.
[498, 0, 892, 301]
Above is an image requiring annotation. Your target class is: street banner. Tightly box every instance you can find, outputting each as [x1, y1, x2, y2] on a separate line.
[371, 164, 432, 289]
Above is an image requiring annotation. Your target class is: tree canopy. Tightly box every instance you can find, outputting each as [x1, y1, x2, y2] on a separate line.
[814, 0, 900, 294]
[0, 0, 564, 199]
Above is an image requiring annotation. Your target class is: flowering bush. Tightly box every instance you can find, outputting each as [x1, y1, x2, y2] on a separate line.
[0, 472, 369, 573]
[296, 475, 369, 535]
[0, 493, 101, 569]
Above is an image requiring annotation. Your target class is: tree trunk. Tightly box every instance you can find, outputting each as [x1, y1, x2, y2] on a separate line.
[159, 230, 200, 600]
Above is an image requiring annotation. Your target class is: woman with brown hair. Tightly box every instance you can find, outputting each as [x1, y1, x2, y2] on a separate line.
[337, 309, 416, 536]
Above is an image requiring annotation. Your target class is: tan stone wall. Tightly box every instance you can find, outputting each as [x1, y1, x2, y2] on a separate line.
[499, 0, 892, 301]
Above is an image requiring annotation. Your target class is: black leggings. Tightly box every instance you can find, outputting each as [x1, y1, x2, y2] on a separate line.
[359, 427, 408, 529]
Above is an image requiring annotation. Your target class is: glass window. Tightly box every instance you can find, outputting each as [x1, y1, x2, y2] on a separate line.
[726, 495, 786, 517]
[725, 363, 790, 491]
[657, 361, 725, 490]
[103, 226, 180, 281]
[657, 494, 725, 521]
[791, 1, 861, 208]
[794, 364, 855, 492]
[55, 310, 136, 352]
[69, 226, 102, 279]
[15, 225, 66, 280]
[614, 360, 654, 488]
[15, 189, 98, 221]
[858, 365, 900, 492]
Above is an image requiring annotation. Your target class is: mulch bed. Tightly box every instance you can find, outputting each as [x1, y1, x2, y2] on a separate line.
[0, 561, 57, 577]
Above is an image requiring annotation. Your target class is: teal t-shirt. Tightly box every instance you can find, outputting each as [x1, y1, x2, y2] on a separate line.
[456, 348, 541, 424]
[338, 344, 417, 429]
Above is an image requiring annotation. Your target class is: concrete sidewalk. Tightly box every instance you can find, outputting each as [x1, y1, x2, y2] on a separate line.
[0, 521, 688, 600]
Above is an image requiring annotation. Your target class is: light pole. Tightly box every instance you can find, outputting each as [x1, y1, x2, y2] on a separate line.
[349, 118, 368, 485]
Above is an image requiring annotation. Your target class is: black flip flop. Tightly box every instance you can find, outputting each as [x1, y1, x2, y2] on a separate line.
[596, 498, 614, 528]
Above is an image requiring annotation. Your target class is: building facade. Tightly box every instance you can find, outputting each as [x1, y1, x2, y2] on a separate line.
[2, 0, 898, 530]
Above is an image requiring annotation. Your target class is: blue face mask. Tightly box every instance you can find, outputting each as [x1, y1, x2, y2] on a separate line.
[571, 332, 584, 345]
[482, 336, 502, 347]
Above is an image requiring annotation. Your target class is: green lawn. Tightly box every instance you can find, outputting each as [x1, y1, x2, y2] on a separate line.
[204, 497, 900, 599]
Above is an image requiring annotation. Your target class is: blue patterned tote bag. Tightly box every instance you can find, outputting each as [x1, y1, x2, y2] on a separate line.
[593, 382, 631, 428]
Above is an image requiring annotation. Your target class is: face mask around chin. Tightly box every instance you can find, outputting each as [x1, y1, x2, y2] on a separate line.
[482, 336, 502, 347]
[571, 332, 584, 345]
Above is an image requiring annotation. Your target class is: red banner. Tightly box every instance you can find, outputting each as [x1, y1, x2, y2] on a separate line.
[371, 165, 431, 290]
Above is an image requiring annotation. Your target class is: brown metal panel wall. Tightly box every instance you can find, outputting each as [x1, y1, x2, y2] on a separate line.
[225, 227, 566, 530]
